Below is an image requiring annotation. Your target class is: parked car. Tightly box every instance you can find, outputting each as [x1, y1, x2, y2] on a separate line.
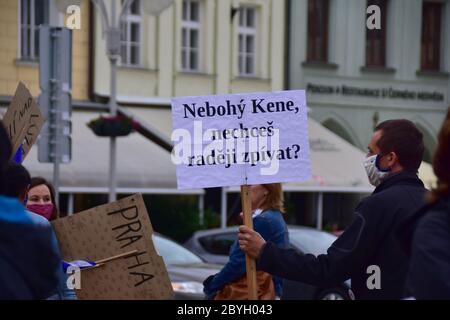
[184, 226, 353, 300]
[152, 233, 221, 299]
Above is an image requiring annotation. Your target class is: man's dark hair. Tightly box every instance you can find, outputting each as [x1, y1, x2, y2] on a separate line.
[375, 119, 424, 172]
[4, 162, 31, 199]
[0, 121, 12, 195]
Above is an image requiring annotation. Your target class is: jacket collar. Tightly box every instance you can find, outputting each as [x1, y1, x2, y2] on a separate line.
[374, 171, 424, 194]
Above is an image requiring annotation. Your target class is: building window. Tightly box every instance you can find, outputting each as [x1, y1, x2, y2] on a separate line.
[421, 1, 442, 71]
[181, 0, 202, 72]
[365, 0, 387, 67]
[307, 0, 329, 62]
[238, 7, 257, 77]
[19, 0, 49, 60]
[120, 0, 142, 67]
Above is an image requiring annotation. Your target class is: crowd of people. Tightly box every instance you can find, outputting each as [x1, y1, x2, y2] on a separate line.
[1, 108, 449, 300]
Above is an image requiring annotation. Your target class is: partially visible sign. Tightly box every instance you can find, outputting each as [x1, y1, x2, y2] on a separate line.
[52, 194, 173, 300]
[2, 82, 45, 159]
[21, 104, 45, 159]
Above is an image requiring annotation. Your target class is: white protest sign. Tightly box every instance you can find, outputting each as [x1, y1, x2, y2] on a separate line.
[171, 90, 311, 189]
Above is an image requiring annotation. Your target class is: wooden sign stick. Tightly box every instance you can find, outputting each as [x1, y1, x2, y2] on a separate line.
[241, 185, 258, 300]
[95, 249, 139, 264]
[77, 250, 139, 272]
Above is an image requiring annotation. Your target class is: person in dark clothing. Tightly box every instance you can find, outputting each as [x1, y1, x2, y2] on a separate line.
[3, 163, 76, 299]
[0, 121, 11, 195]
[400, 108, 450, 299]
[0, 121, 61, 299]
[3, 162, 31, 202]
[239, 119, 427, 300]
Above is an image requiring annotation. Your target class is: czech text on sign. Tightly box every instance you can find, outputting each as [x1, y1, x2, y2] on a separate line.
[171, 90, 311, 189]
[1, 82, 45, 159]
[52, 194, 173, 300]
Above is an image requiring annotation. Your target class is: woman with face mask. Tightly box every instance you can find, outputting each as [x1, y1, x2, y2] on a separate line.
[26, 176, 77, 300]
[26, 177, 58, 221]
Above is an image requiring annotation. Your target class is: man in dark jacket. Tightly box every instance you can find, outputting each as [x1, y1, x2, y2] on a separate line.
[239, 119, 427, 300]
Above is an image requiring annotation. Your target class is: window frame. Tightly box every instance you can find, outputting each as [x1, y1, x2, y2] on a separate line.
[181, 0, 203, 72]
[18, 0, 49, 61]
[365, 0, 388, 67]
[420, 1, 443, 71]
[237, 6, 258, 77]
[120, 0, 143, 67]
[306, 0, 329, 63]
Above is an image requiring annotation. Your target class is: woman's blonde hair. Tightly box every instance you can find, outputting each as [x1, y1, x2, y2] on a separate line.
[260, 183, 285, 213]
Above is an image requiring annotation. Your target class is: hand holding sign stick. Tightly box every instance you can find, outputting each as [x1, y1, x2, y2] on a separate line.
[241, 185, 258, 300]
[171, 90, 312, 300]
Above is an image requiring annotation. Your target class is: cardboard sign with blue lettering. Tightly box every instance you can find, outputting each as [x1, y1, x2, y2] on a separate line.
[171, 90, 311, 189]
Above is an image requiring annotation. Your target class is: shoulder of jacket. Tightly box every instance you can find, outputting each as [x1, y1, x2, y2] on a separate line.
[258, 209, 282, 220]
[413, 208, 450, 255]
[357, 192, 387, 209]
[418, 207, 450, 230]
[25, 210, 52, 228]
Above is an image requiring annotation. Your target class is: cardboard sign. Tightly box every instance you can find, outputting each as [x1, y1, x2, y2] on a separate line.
[2, 82, 45, 159]
[52, 194, 173, 300]
[171, 90, 312, 189]
[21, 104, 45, 159]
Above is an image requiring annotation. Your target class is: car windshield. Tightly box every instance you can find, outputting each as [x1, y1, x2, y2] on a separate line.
[288, 228, 337, 256]
[153, 234, 203, 266]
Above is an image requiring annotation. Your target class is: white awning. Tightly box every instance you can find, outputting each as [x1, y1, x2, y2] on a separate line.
[16, 105, 436, 194]
[19, 108, 203, 195]
[221, 116, 376, 193]
[127, 106, 438, 193]
[227, 117, 435, 193]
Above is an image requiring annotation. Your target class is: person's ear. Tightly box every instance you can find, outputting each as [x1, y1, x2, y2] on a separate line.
[386, 152, 397, 168]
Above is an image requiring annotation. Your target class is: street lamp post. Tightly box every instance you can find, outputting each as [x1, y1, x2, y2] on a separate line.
[103, 0, 120, 202]
[56, 0, 174, 202]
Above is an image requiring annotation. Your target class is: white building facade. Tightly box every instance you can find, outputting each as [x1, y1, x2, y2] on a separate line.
[93, 0, 286, 102]
[288, 0, 450, 162]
